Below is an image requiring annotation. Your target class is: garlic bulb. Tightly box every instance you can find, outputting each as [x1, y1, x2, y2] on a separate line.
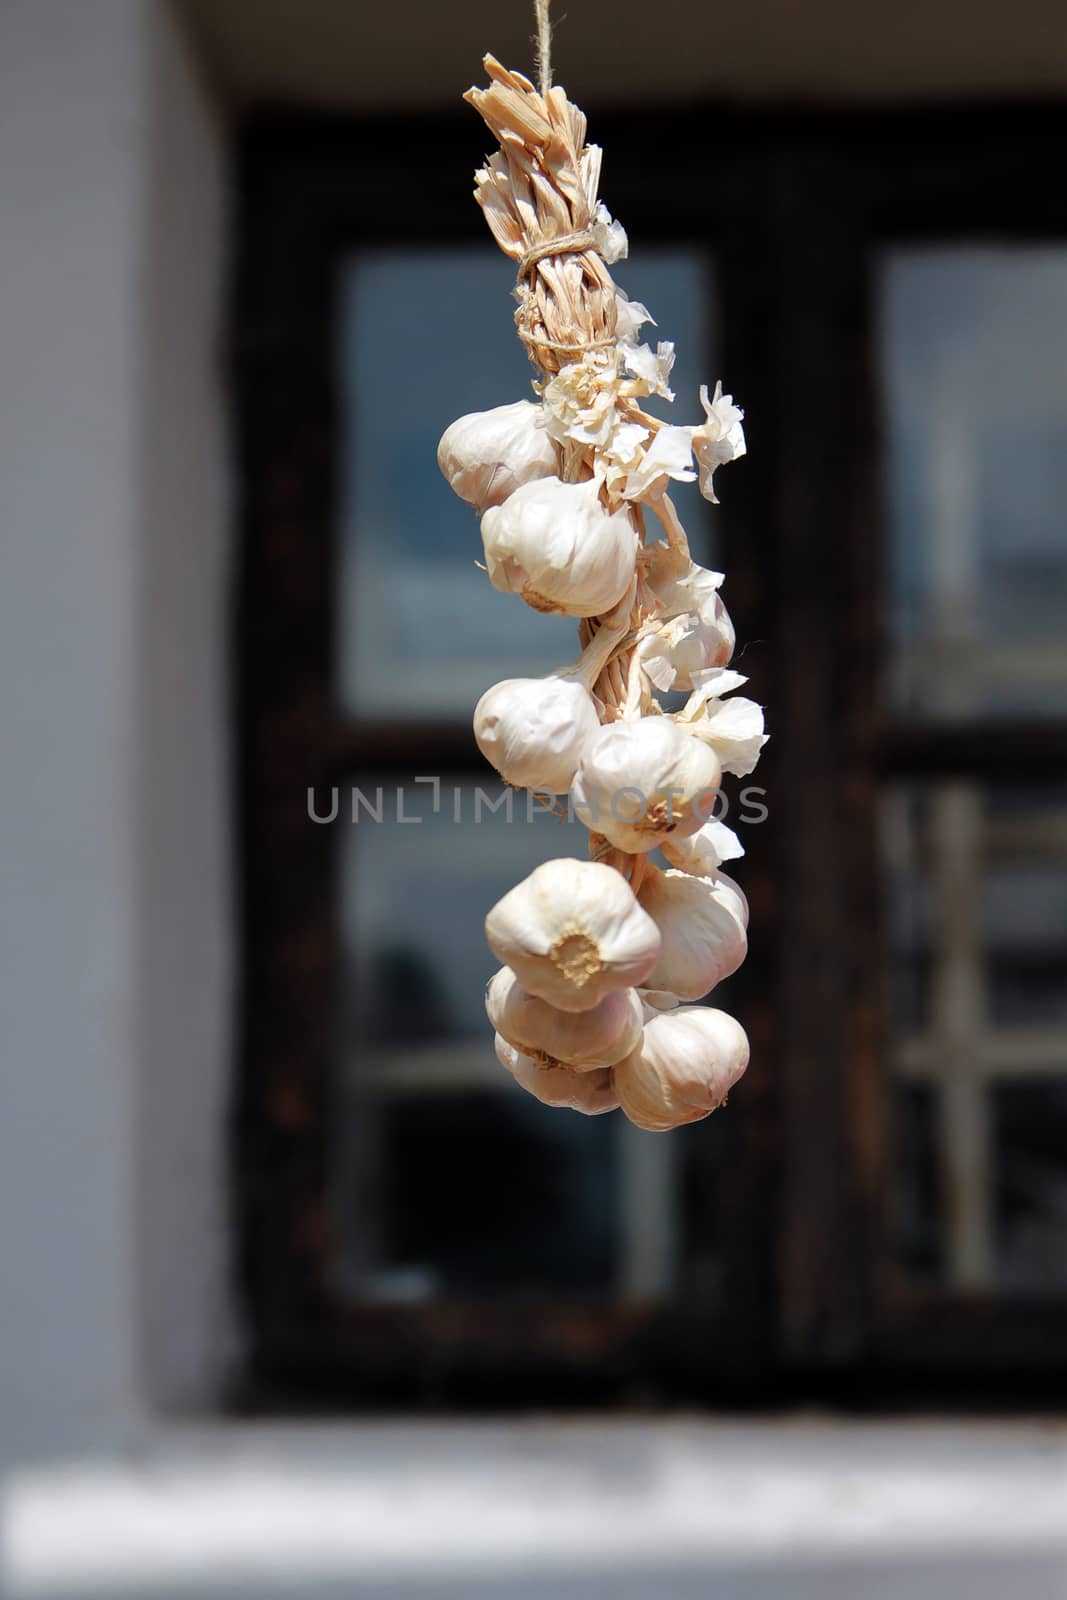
[438, 400, 558, 514]
[494, 1033, 619, 1115]
[474, 675, 600, 793]
[570, 718, 721, 854]
[473, 624, 627, 794]
[480, 477, 637, 618]
[485, 858, 660, 1012]
[486, 966, 643, 1069]
[614, 1006, 749, 1131]
[661, 816, 744, 879]
[637, 866, 747, 1001]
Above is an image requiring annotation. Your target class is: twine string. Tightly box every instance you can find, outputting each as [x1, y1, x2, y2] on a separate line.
[518, 228, 596, 280]
[534, 0, 552, 97]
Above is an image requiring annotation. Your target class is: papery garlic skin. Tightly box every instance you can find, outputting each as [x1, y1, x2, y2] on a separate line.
[613, 290, 654, 345]
[474, 675, 601, 794]
[494, 1033, 619, 1115]
[487, 966, 643, 1069]
[645, 549, 724, 623]
[485, 858, 661, 1012]
[614, 1006, 749, 1131]
[676, 669, 768, 778]
[591, 201, 628, 265]
[638, 867, 747, 1001]
[570, 718, 721, 854]
[621, 424, 695, 501]
[480, 477, 637, 618]
[541, 351, 624, 453]
[438, 400, 558, 514]
[642, 552, 736, 686]
[691, 382, 747, 505]
[637, 596, 735, 693]
[661, 816, 745, 879]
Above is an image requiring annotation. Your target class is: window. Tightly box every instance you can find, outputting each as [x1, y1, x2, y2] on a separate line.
[880, 250, 1067, 1326]
[235, 107, 1066, 1405]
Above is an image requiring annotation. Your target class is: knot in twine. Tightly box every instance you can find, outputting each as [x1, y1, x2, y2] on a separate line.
[517, 228, 598, 280]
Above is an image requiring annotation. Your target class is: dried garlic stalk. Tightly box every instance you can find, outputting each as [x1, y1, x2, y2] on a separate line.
[438, 54, 767, 1132]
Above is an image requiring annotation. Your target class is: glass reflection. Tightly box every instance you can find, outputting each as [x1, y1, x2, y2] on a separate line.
[882, 249, 1067, 721]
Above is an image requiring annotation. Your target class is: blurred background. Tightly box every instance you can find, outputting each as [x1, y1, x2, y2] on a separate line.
[2, 0, 1066, 1595]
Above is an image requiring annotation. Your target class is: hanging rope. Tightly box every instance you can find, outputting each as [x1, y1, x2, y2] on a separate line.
[534, 0, 553, 96]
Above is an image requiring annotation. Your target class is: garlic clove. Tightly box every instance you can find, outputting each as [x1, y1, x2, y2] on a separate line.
[486, 966, 643, 1068]
[638, 987, 682, 1023]
[479, 477, 638, 618]
[614, 1006, 749, 1131]
[638, 988, 681, 1012]
[669, 594, 735, 688]
[438, 399, 558, 514]
[570, 718, 721, 855]
[637, 866, 747, 1001]
[474, 675, 601, 794]
[485, 858, 661, 1012]
[714, 870, 749, 929]
[661, 816, 744, 879]
[494, 1032, 619, 1115]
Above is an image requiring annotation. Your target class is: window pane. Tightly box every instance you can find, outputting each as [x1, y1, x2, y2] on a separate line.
[884, 782, 1067, 1292]
[892, 1080, 943, 1283]
[365, 1090, 620, 1297]
[995, 1080, 1067, 1294]
[881, 249, 1067, 721]
[337, 248, 717, 720]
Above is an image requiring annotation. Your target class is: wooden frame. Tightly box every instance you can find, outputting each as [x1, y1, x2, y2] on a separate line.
[233, 101, 1067, 1408]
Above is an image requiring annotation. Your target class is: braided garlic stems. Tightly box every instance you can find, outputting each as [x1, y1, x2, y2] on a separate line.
[437, 55, 765, 1131]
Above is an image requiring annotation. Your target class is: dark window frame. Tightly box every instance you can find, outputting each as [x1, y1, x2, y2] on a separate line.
[233, 101, 1067, 1409]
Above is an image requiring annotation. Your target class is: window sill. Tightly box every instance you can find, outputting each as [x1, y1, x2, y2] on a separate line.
[6, 1416, 1067, 1598]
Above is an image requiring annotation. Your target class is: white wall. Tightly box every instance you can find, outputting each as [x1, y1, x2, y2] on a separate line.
[0, 0, 233, 1461]
[134, 0, 235, 1421]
